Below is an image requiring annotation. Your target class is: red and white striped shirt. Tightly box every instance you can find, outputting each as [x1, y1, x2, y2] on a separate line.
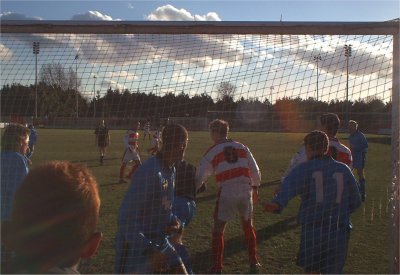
[124, 129, 139, 151]
[282, 136, 352, 181]
[196, 139, 261, 194]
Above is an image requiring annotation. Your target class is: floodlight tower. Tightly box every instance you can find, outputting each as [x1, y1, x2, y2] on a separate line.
[93, 75, 97, 118]
[75, 54, 79, 118]
[344, 44, 352, 123]
[32, 42, 40, 119]
[313, 55, 322, 101]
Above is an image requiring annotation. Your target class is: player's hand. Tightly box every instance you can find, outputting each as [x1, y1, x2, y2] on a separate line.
[164, 219, 182, 235]
[263, 201, 280, 213]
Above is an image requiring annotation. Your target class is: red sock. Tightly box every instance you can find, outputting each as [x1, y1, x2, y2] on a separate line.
[243, 223, 258, 264]
[119, 165, 125, 179]
[212, 231, 224, 270]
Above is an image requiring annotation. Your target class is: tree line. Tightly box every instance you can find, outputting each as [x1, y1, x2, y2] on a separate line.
[1, 64, 392, 131]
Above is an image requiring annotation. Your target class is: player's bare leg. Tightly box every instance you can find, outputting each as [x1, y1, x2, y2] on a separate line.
[119, 163, 127, 183]
[99, 146, 106, 164]
[241, 216, 261, 273]
[209, 219, 227, 273]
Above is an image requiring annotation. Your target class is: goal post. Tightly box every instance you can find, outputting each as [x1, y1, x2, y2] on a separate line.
[1, 20, 398, 273]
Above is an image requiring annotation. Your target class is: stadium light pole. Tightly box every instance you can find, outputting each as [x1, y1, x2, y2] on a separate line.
[313, 55, 322, 101]
[32, 42, 40, 119]
[93, 75, 97, 118]
[75, 54, 79, 118]
[270, 86, 274, 105]
[344, 44, 352, 124]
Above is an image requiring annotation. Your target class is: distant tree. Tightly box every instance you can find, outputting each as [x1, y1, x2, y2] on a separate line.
[216, 81, 236, 101]
[39, 63, 81, 91]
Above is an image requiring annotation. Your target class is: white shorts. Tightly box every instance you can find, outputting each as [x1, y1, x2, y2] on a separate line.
[214, 186, 253, 222]
[122, 148, 141, 164]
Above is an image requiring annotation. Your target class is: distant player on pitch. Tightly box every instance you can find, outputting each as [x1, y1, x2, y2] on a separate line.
[196, 119, 262, 274]
[147, 127, 161, 156]
[348, 120, 368, 201]
[94, 120, 110, 164]
[264, 130, 361, 274]
[119, 121, 141, 183]
[143, 120, 151, 141]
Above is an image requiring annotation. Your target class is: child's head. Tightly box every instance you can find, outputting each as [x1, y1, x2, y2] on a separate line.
[304, 130, 329, 160]
[160, 124, 189, 165]
[348, 120, 358, 134]
[209, 119, 229, 142]
[319, 113, 340, 137]
[5, 161, 101, 272]
[1, 123, 30, 154]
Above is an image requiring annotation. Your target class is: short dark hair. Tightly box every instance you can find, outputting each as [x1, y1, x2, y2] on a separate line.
[8, 161, 100, 269]
[209, 119, 229, 137]
[161, 123, 188, 150]
[304, 130, 329, 155]
[319, 113, 340, 136]
[1, 123, 30, 151]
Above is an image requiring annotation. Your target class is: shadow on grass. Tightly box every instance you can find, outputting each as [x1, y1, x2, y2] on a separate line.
[196, 179, 281, 204]
[191, 215, 298, 273]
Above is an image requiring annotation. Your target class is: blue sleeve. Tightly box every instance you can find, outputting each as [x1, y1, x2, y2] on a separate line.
[346, 168, 362, 213]
[361, 133, 368, 151]
[118, 168, 155, 246]
[273, 165, 306, 209]
[1, 154, 29, 220]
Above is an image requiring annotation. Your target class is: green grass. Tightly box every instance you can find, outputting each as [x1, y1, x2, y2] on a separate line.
[28, 129, 391, 274]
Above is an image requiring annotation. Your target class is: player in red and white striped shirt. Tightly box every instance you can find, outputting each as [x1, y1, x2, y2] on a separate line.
[119, 121, 141, 184]
[196, 119, 262, 274]
[281, 113, 352, 182]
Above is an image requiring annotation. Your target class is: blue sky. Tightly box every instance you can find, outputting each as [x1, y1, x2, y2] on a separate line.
[2, 0, 399, 22]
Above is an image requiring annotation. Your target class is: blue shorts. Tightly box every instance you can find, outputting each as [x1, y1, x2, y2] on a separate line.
[173, 197, 196, 227]
[297, 223, 350, 274]
[352, 152, 366, 169]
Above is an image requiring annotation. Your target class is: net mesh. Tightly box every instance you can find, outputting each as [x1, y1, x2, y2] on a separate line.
[0, 22, 397, 274]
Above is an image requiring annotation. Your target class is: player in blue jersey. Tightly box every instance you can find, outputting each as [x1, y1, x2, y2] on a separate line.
[115, 124, 189, 274]
[1, 123, 30, 270]
[26, 124, 37, 159]
[348, 120, 368, 201]
[170, 159, 200, 274]
[264, 130, 362, 274]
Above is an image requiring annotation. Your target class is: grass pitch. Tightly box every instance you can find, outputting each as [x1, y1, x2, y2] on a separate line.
[28, 129, 391, 274]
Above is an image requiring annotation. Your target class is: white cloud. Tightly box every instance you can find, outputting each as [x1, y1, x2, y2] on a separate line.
[172, 71, 194, 83]
[0, 11, 42, 20]
[0, 44, 13, 61]
[107, 71, 137, 81]
[147, 4, 221, 21]
[71, 11, 114, 21]
[127, 3, 134, 9]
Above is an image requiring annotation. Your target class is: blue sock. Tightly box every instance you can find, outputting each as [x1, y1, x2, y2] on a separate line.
[359, 178, 366, 201]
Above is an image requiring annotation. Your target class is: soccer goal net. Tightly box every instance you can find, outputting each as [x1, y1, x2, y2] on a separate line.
[1, 21, 398, 274]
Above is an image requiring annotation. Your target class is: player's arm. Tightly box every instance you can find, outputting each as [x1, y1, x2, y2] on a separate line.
[245, 146, 261, 203]
[195, 155, 213, 192]
[264, 165, 304, 212]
